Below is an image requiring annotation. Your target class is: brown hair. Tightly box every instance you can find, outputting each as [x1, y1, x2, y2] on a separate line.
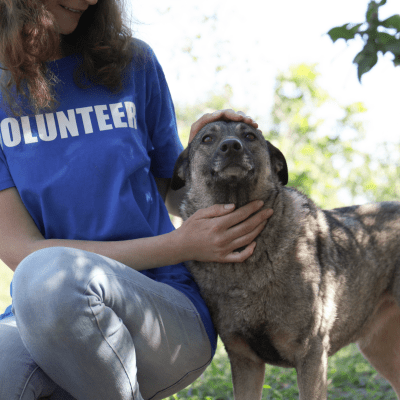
[0, 0, 139, 116]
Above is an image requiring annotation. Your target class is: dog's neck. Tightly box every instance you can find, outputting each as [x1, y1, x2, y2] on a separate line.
[215, 182, 253, 208]
[184, 180, 281, 216]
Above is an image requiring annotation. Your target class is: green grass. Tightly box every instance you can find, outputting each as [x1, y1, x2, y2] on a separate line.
[165, 338, 396, 400]
[0, 262, 395, 399]
[0, 259, 13, 315]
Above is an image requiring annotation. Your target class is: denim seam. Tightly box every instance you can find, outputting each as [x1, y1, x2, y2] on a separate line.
[19, 365, 40, 400]
[87, 295, 136, 400]
[147, 355, 214, 400]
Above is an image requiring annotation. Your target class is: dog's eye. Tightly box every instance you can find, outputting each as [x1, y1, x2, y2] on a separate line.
[202, 135, 213, 143]
[244, 132, 256, 141]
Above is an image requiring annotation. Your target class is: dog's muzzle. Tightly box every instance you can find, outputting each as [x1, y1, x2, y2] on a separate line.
[211, 138, 254, 179]
[218, 138, 243, 156]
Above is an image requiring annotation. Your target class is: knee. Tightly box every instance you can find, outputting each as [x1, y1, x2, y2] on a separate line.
[12, 247, 93, 324]
[14, 247, 78, 295]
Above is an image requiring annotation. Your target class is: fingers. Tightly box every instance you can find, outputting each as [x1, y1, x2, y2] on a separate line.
[197, 201, 272, 261]
[182, 201, 273, 264]
[194, 200, 272, 243]
[223, 242, 257, 263]
[220, 211, 269, 263]
[227, 207, 272, 236]
[195, 200, 269, 228]
[210, 109, 258, 129]
[194, 203, 236, 219]
[228, 217, 268, 253]
[189, 109, 260, 143]
[217, 213, 269, 263]
[219, 200, 269, 229]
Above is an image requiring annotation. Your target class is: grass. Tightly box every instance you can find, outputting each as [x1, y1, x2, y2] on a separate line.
[0, 261, 395, 399]
[164, 338, 396, 400]
[0, 259, 13, 315]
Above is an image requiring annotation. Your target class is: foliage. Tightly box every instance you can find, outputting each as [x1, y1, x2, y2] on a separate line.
[269, 63, 400, 206]
[268, 64, 368, 209]
[327, 0, 400, 81]
[347, 141, 400, 202]
[0, 260, 12, 314]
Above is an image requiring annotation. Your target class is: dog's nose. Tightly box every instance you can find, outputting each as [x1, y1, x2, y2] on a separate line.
[219, 138, 243, 154]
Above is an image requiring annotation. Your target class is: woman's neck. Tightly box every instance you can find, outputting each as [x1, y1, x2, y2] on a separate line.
[49, 38, 75, 61]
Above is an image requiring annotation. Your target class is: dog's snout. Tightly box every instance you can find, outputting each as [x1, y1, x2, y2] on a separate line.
[219, 138, 243, 154]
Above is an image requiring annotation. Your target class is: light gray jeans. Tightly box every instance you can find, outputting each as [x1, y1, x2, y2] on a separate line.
[0, 247, 212, 400]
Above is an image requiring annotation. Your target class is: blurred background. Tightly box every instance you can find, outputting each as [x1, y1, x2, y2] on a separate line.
[1, 0, 399, 315]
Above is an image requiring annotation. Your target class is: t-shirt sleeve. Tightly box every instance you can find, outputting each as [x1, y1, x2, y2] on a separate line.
[145, 51, 184, 179]
[0, 143, 15, 191]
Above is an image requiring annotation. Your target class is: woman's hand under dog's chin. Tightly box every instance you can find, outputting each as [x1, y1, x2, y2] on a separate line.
[189, 109, 260, 143]
[172, 201, 273, 264]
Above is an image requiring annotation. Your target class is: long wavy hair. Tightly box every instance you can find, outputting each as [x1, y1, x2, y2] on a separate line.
[0, 0, 139, 116]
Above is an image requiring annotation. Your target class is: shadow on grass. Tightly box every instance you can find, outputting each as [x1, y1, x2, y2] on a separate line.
[166, 339, 396, 400]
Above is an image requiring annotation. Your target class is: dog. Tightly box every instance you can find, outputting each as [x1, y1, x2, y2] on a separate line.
[170, 120, 400, 400]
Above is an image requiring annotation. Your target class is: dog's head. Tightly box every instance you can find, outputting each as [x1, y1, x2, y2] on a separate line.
[171, 121, 288, 214]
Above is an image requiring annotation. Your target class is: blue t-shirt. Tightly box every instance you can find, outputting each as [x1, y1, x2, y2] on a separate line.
[0, 42, 217, 355]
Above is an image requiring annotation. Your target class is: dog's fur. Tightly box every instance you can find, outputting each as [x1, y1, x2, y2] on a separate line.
[171, 121, 400, 400]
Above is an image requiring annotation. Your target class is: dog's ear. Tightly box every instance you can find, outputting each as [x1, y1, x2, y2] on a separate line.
[266, 141, 288, 186]
[170, 147, 190, 191]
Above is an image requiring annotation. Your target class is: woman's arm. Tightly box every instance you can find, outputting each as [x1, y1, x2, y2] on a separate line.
[0, 187, 272, 272]
[0, 111, 268, 272]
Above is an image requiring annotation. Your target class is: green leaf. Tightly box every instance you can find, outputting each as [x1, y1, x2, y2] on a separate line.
[353, 51, 365, 66]
[327, 23, 363, 42]
[263, 384, 272, 389]
[375, 32, 397, 54]
[354, 49, 378, 82]
[384, 39, 400, 55]
[381, 14, 400, 31]
[366, 1, 379, 23]
[327, 26, 347, 43]
[376, 32, 397, 46]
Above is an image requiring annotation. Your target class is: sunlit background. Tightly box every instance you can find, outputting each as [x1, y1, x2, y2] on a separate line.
[128, 0, 398, 148]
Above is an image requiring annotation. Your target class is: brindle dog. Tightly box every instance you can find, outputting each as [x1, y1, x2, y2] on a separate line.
[171, 121, 400, 400]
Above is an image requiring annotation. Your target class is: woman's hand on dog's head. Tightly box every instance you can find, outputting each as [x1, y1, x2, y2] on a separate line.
[189, 109, 260, 143]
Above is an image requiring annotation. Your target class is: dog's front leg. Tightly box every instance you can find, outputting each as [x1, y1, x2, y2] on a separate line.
[295, 337, 329, 400]
[229, 353, 265, 400]
[225, 336, 265, 400]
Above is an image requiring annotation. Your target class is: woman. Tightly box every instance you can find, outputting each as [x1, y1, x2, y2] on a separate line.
[0, 0, 272, 399]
